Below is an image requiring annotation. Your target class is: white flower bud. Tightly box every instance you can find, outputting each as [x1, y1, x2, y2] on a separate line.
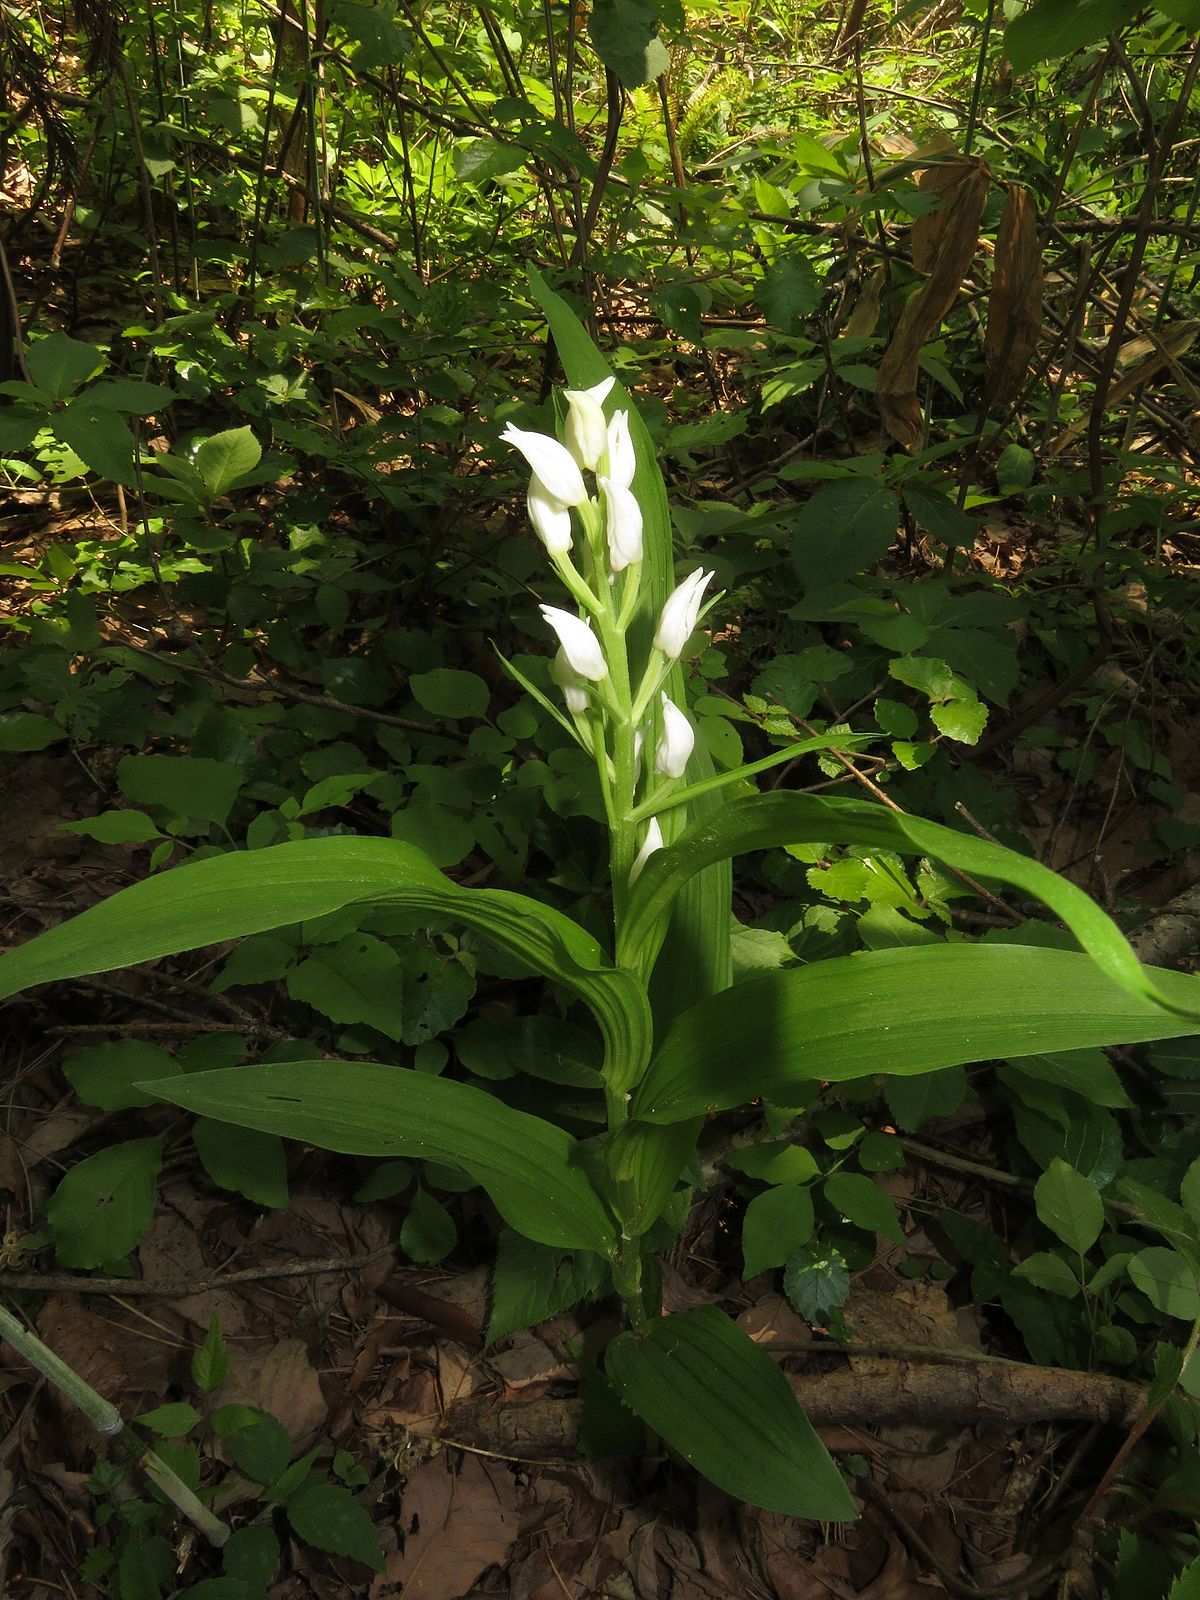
[598, 475, 643, 572]
[605, 410, 636, 490]
[563, 377, 615, 472]
[655, 691, 695, 778]
[551, 648, 591, 713]
[654, 568, 715, 661]
[539, 605, 608, 681]
[527, 478, 572, 554]
[501, 422, 588, 507]
[629, 817, 663, 883]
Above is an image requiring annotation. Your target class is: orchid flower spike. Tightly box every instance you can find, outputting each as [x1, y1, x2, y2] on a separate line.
[563, 377, 615, 472]
[539, 605, 608, 681]
[551, 648, 591, 714]
[655, 692, 695, 778]
[501, 423, 588, 508]
[630, 817, 664, 884]
[598, 476, 643, 572]
[605, 410, 636, 491]
[527, 479, 572, 554]
[654, 568, 715, 661]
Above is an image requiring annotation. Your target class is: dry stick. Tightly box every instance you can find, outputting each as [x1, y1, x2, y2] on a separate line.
[0, 1246, 395, 1299]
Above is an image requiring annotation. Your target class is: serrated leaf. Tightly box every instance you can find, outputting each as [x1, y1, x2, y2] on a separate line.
[742, 1185, 815, 1278]
[606, 1306, 856, 1519]
[45, 1137, 162, 1267]
[24, 331, 105, 401]
[192, 1317, 230, 1393]
[193, 1118, 289, 1208]
[1003, 0, 1140, 73]
[824, 1171, 906, 1244]
[54, 400, 137, 484]
[487, 1230, 608, 1345]
[286, 1479, 384, 1571]
[229, 1410, 292, 1484]
[783, 1245, 850, 1322]
[400, 1188, 457, 1264]
[588, 0, 669, 85]
[1035, 1158, 1104, 1254]
[136, 1402, 200, 1436]
[286, 934, 406, 1040]
[63, 1040, 180, 1111]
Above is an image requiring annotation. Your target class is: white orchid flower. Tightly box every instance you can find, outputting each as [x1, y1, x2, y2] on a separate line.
[654, 568, 715, 661]
[655, 692, 695, 778]
[629, 817, 664, 883]
[539, 605, 608, 681]
[501, 422, 588, 507]
[551, 648, 591, 713]
[527, 479, 572, 554]
[563, 377, 615, 472]
[598, 475, 643, 572]
[605, 410, 636, 491]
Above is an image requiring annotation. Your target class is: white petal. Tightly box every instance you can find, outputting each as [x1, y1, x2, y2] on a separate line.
[551, 648, 591, 712]
[563, 378, 615, 472]
[654, 568, 715, 660]
[629, 817, 664, 883]
[605, 410, 636, 490]
[539, 605, 608, 681]
[655, 691, 695, 778]
[598, 476, 643, 572]
[501, 422, 588, 507]
[527, 478, 572, 554]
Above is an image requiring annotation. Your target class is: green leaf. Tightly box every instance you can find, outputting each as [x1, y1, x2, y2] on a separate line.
[117, 754, 243, 828]
[0, 712, 64, 752]
[287, 1479, 384, 1572]
[930, 698, 988, 745]
[409, 668, 490, 720]
[824, 1172, 905, 1245]
[193, 1118, 289, 1208]
[222, 1526, 279, 1592]
[1181, 1157, 1200, 1226]
[229, 1410, 293, 1484]
[24, 331, 105, 401]
[54, 400, 137, 485]
[1168, 1553, 1200, 1600]
[792, 480, 899, 585]
[606, 1306, 857, 1519]
[0, 834, 651, 1097]
[61, 809, 162, 844]
[620, 791, 1198, 1022]
[743, 1186, 815, 1278]
[192, 1317, 230, 1394]
[758, 254, 821, 332]
[588, 0, 669, 85]
[725, 1142, 819, 1185]
[84, 378, 175, 414]
[287, 934, 406, 1039]
[884, 1066, 968, 1132]
[1002, 0, 1140, 73]
[1128, 1248, 1200, 1320]
[783, 1245, 850, 1323]
[1005, 1049, 1131, 1109]
[63, 1040, 181, 1111]
[634, 946, 1200, 1123]
[453, 137, 528, 185]
[400, 1188, 457, 1264]
[1012, 1251, 1080, 1297]
[193, 427, 262, 496]
[45, 1137, 162, 1267]
[1034, 1158, 1104, 1253]
[136, 1402, 201, 1437]
[144, 1061, 615, 1255]
[487, 1230, 608, 1345]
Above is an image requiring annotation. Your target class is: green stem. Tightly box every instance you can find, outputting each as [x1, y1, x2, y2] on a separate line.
[0, 1301, 229, 1548]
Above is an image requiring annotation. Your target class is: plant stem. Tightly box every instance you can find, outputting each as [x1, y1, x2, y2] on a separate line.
[0, 1301, 229, 1548]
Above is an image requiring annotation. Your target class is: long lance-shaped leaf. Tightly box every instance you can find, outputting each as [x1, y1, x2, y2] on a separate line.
[0, 836, 652, 1088]
[145, 1063, 615, 1255]
[633, 945, 1200, 1124]
[528, 269, 732, 1024]
[619, 791, 1198, 1019]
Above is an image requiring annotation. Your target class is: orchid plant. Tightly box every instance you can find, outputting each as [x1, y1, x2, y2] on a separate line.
[2, 276, 1200, 1523]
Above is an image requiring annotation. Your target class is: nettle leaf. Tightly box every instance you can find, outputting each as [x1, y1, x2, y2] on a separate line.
[783, 1246, 850, 1323]
[758, 254, 822, 332]
[193, 1118, 289, 1208]
[45, 1136, 162, 1267]
[144, 1061, 616, 1255]
[634, 946, 1200, 1123]
[1003, 0, 1140, 74]
[24, 331, 105, 401]
[1034, 1158, 1105, 1254]
[743, 1186, 815, 1278]
[63, 1039, 182, 1111]
[287, 934, 407, 1039]
[791, 479, 900, 585]
[287, 1479, 384, 1572]
[0, 835, 652, 1096]
[487, 1230, 609, 1345]
[192, 1318, 230, 1393]
[588, 0, 669, 86]
[823, 1172, 905, 1245]
[193, 426, 262, 497]
[606, 1307, 856, 1520]
[137, 1402, 201, 1437]
[53, 400, 137, 485]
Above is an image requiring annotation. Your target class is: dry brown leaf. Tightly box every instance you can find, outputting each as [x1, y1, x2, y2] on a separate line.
[843, 266, 887, 338]
[219, 1338, 326, 1445]
[984, 183, 1044, 406]
[877, 161, 989, 450]
[911, 155, 978, 273]
[0, 1103, 100, 1194]
[373, 1455, 517, 1600]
